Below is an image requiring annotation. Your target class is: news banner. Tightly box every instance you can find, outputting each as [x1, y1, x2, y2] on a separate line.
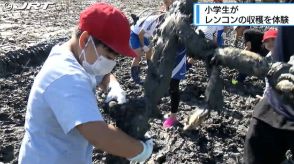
[193, 3, 294, 26]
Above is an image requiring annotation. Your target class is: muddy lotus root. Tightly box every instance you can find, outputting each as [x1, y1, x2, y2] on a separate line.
[213, 48, 270, 78]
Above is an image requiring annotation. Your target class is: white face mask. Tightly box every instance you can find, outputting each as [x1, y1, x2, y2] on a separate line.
[79, 36, 116, 76]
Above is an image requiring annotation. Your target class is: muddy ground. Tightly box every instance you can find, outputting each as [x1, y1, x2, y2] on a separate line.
[0, 54, 266, 164]
[0, 0, 275, 164]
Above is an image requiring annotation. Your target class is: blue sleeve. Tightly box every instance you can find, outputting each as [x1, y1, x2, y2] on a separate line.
[217, 29, 224, 47]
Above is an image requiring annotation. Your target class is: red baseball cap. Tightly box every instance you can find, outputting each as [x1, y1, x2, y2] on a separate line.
[79, 3, 137, 58]
[262, 29, 278, 42]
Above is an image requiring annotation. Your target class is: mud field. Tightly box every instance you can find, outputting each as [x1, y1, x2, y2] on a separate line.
[0, 0, 274, 164]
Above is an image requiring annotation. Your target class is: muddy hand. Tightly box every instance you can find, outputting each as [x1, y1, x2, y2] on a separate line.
[105, 80, 127, 104]
[183, 108, 209, 131]
[267, 62, 294, 104]
[275, 66, 294, 103]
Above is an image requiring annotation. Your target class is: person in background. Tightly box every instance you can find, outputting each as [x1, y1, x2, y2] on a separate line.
[217, 26, 227, 48]
[214, 0, 226, 47]
[197, 26, 225, 47]
[255, 28, 278, 99]
[18, 3, 153, 164]
[234, 29, 268, 83]
[162, 0, 195, 128]
[129, 14, 163, 84]
[263, 28, 278, 60]
[162, 44, 194, 128]
[233, 26, 250, 48]
[129, 0, 173, 84]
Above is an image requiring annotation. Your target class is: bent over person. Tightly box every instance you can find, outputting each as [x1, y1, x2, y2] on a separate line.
[244, 26, 294, 164]
[18, 3, 153, 164]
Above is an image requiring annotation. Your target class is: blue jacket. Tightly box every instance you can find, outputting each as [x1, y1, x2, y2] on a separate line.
[172, 45, 187, 80]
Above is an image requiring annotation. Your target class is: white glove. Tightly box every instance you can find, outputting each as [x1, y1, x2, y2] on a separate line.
[105, 80, 127, 104]
[142, 45, 150, 53]
[128, 139, 153, 163]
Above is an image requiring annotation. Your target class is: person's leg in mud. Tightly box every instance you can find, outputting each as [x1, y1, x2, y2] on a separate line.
[163, 78, 180, 128]
[145, 47, 152, 64]
[244, 118, 289, 164]
[131, 49, 144, 84]
[130, 32, 149, 84]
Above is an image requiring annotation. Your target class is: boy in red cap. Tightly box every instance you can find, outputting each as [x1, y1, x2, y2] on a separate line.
[263, 28, 278, 59]
[254, 28, 278, 99]
[18, 3, 153, 164]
